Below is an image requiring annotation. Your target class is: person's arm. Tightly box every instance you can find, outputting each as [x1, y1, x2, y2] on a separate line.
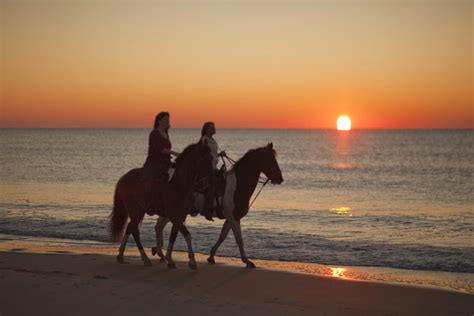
[152, 131, 180, 157]
[161, 148, 180, 156]
[171, 150, 180, 157]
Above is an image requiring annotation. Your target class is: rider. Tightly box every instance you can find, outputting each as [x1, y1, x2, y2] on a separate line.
[199, 122, 225, 221]
[143, 112, 180, 211]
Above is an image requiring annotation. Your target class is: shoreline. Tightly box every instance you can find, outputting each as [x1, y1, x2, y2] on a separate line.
[1, 233, 472, 294]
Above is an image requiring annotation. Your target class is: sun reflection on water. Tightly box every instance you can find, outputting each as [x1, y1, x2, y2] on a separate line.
[330, 267, 347, 278]
[329, 207, 353, 216]
[333, 163, 353, 169]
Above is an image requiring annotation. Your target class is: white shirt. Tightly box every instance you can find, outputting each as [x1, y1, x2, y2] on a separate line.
[201, 135, 219, 169]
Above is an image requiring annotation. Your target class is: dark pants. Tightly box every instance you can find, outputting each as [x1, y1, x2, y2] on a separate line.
[202, 172, 216, 216]
[143, 160, 169, 212]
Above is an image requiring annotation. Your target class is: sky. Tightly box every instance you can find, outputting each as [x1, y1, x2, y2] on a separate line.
[1, 0, 472, 129]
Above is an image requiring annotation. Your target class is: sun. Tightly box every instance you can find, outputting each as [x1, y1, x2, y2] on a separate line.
[337, 115, 351, 131]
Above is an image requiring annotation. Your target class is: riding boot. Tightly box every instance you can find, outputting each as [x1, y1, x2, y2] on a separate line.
[201, 173, 216, 221]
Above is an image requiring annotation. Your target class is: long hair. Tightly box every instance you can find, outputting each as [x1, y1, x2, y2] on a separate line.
[201, 121, 214, 136]
[154, 112, 170, 133]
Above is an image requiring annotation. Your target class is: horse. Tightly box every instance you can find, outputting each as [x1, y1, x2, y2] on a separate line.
[108, 142, 213, 269]
[153, 142, 283, 268]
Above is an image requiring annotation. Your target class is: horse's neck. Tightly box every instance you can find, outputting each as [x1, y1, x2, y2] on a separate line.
[234, 163, 261, 198]
[170, 164, 196, 194]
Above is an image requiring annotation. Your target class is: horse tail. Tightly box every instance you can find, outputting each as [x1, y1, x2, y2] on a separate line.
[109, 187, 128, 243]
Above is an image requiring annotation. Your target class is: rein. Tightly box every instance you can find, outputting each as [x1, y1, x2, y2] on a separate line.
[249, 178, 270, 208]
[221, 152, 270, 207]
[222, 154, 268, 183]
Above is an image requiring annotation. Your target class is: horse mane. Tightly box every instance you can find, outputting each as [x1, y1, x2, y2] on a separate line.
[232, 149, 256, 172]
[232, 146, 277, 172]
[174, 143, 198, 168]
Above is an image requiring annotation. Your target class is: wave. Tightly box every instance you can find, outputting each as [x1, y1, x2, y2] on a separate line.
[1, 211, 472, 273]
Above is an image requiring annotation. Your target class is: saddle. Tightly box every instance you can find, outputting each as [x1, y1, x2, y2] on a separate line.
[194, 167, 226, 195]
[191, 167, 226, 219]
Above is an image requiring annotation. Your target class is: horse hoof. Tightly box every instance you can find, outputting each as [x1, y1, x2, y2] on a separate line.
[116, 255, 124, 263]
[246, 261, 256, 269]
[144, 259, 152, 267]
[167, 262, 177, 269]
[159, 256, 166, 263]
[207, 257, 215, 264]
[151, 247, 157, 256]
[188, 262, 198, 270]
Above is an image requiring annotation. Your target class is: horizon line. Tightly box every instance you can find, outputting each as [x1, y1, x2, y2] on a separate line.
[1, 127, 473, 131]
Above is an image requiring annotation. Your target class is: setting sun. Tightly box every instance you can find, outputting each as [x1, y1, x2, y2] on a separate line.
[337, 115, 352, 131]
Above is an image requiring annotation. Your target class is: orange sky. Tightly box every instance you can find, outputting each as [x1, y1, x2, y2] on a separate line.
[1, 0, 472, 129]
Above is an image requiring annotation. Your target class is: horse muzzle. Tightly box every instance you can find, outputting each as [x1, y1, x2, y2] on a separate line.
[270, 172, 283, 185]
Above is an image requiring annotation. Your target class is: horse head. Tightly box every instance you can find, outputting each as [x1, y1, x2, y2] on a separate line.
[260, 142, 283, 185]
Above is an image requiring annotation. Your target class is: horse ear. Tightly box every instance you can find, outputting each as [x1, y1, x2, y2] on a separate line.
[267, 142, 273, 150]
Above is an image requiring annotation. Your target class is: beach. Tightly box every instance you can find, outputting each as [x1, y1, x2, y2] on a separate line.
[1, 238, 472, 316]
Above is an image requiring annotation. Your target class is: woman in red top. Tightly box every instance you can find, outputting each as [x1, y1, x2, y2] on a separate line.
[144, 112, 180, 178]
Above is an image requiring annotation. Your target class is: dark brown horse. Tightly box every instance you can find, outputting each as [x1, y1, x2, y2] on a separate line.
[109, 143, 213, 268]
[154, 143, 283, 268]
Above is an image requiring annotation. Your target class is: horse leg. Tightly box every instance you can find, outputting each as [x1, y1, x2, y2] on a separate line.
[130, 223, 152, 267]
[207, 219, 231, 264]
[151, 216, 169, 262]
[230, 219, 255, 268]
[117, 232, 130, 263]
[118, 221, 141, 264]
[178, 224, 197, 270]
[165, 224, 179, 269]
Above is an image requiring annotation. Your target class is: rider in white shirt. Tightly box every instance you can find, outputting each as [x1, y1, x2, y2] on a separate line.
[199, 122, 223, 221]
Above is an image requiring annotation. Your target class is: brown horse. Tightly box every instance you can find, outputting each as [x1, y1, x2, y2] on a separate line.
[109, 142, 213, 269]
[154, 143, 283, 268]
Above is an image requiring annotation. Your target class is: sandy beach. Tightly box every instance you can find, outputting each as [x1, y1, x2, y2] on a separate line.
[0, 239, 472, 316]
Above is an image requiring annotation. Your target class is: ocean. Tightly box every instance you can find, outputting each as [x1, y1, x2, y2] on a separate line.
[1, 128, 473, 275]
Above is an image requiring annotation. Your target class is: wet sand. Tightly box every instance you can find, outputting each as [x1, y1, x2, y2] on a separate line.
[0, 239, 472, 315]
